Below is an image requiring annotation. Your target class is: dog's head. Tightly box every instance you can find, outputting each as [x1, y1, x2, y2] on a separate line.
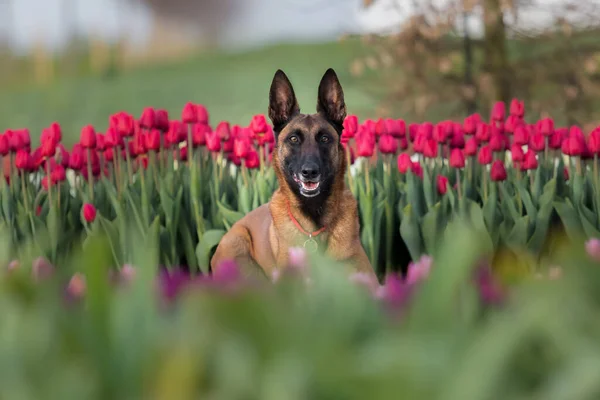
[268, 68, 347, 200]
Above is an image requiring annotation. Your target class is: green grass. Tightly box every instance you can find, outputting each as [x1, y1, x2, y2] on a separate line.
[0, 40, 377, 146]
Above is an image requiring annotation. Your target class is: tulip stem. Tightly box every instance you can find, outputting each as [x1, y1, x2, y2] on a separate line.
[482, 168, 488, 202]
[124, 138, 133, 185]
[259, 146, 265, 176]
[86, 149, 94, 201]
[187, 124, 193, 168]
[113, 156, 121, 200]
[20, 173, 29, 213]
[345, 146, 354, 190]
[455, 169, 462, 201]
[46, 161, 53, 205]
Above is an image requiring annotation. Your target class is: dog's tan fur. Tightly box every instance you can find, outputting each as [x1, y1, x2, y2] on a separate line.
[210, 69, 374, 280]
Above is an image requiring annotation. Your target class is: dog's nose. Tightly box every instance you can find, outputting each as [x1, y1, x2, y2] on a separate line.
[300, 162, 320, 180]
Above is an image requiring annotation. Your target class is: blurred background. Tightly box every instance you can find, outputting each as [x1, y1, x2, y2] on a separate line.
[2, 0, 600, 145]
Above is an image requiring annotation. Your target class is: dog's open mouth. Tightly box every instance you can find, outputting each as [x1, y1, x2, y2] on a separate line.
[294, 176, 321, 197]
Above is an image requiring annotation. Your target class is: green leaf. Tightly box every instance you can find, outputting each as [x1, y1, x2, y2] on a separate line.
[98, 216, 123, 266]
[399, 204, 423, 261]
[422, 165, 434, 211]
[505, 216, 530, 253]
[554, 200, 584, 240]
[196, 229, 226, 273]
[217, 200, 245, 227]
[47, 204, 59, 262]
[421, 204, 441, 256]
[179, 218, 198, 272]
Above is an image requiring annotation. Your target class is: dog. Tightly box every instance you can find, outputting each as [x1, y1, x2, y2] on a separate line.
[210, 68, 375, 280]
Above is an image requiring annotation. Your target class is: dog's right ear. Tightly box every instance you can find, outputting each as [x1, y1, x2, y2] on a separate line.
[268, 70, 300, 133]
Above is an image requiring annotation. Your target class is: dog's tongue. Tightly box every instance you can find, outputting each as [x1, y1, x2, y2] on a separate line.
[302, 182, 318, 190]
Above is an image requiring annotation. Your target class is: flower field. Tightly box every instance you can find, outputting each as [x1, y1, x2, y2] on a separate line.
[3, 98, 600, 398]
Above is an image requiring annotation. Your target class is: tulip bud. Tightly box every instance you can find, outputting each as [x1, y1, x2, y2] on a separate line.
[490, 160, 507, 181]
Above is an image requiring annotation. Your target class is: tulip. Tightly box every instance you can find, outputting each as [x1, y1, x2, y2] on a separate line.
[522, 150, 538, 170]
[529, 132, 545, 152]
[478, 145, 492, 165]
[181, 102, 198, 124]
[357, 136, 375, 158]
[386, 119, 406, 138]
[491, 101, 505, 122]
[192, 124, 209, 147]
[250, 114, 269, 134]
[140, 107, 156, 129]
[510, 99, 525, 117]
[82, 203, 97, 223]
[449, 148, 465, 168]
[216, 121, 231, 141]
[155, 109, 170, 132]
[378, 134, 398, 154]
[245, 150, 260, 169]
[397, 153, 412, 173]
[490, 160, 507, 181]
[511, 144, 524, 164]
[80, 125, 97, 149]
[437, 175, 449, 195]
[588, 129, 600, 155]
[464, 137, 478, 157]
[540, 118, 554, 136]
[475, 123, 491, 142]
[375, 119, 387, 137]
[0, 134, 8, 156]
[233, 137, 251, 159]
[15, 149, 30, 170]
[423, 139, 438, 158]
[343, 115, 359, 135]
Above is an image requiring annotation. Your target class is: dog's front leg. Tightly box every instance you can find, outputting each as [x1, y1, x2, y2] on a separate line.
[211, 225, 267, 280]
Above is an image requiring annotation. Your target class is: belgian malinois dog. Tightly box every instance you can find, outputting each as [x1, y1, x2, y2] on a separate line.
[211, 68, 374, 279]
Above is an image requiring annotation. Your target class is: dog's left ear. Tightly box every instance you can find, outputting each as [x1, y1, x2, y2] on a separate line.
[317, 68, 346, 129]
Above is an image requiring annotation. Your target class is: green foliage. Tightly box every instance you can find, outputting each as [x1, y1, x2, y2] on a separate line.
[2, 217, 600, 399]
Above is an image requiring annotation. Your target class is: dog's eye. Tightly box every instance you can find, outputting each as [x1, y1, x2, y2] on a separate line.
[289, 135, 300, 144]
[320, 135, 330, 144]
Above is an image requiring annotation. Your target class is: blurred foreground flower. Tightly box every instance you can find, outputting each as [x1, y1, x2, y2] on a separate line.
[585, 238, 600, 261]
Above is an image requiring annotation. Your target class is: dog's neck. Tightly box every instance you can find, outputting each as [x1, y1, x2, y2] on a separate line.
[273, 150, 347, 229]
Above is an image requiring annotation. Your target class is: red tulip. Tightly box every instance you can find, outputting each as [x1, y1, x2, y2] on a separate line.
[82, 203, 97, 223]
[364, 119, 377, 136]
[178, 146, 188, 162]
[463, 114, 479, 135]
[408, 123, 419, 141]
[522, 150, 538, 170]
[510, 99, 525, 117]
[550, 129, 567, 150]
[374, 119, 388, 137]
[386, 119, 406, 138]
[418, 122, 434, 139]
[222, 136, 234, 153]
[357, 136, 375, 158]
[490, 160, 507, 181]
[15, 149, 30, 170]
[182, 102, 198, 124]
[489, 133, 505, 152]
[258, 126, 275, 146]
[399, 137, 408, 150]
[540, 118, 554, 136]
[51, 164, 66, 183]
[478, 145, 492, 165]
[513, 125, 529, 146]
[464, 137, 478, 156]
[105, 127, 123, 148]
[139, 107, 156, 129]
[104, 148, 114, 162]
[40, 137, 57, 158]
[192, 124, 209, 147]
[562, 135, 584, 157]
[69, 145, 84, 170]
[80, 125, 97, 149]
[8, 129, 24, 152]
[510, 144, 524, 163]
[450, 125, 465, 149]
[245, 150, 260, 169]
[378, 134, 398, 154]
[228, 153, 242, 166]
[437, 175, 449, 195]
[196, 104, 209, 125]
[206, 132, 221, 152]
[449, 148, 465, 168]
[529, 132, 545, 152]
[144, 129, 161, 151]
[491, 101, 505, 122]
[397, 153, 412, 173]
[475, 123, 491, 142]
[411, 162, 423, 178]
[110, 112, 135, 138]
[433, 122, 450, 143]
[0, 134, 8, 156]
[216, 121, 231, 141]
[166, 121, 185, 147]
[343, 115, 359, 135]
[234, 137, 251, 159]
[250, 114, 269, 134]
[49, 122, 62, 143]
[423, 139, 438, 158]
[132, 132, 147, 156]
[504, 115, 520, 134]
[155, 109, 170, 132]
[588, 129, 600, 155]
